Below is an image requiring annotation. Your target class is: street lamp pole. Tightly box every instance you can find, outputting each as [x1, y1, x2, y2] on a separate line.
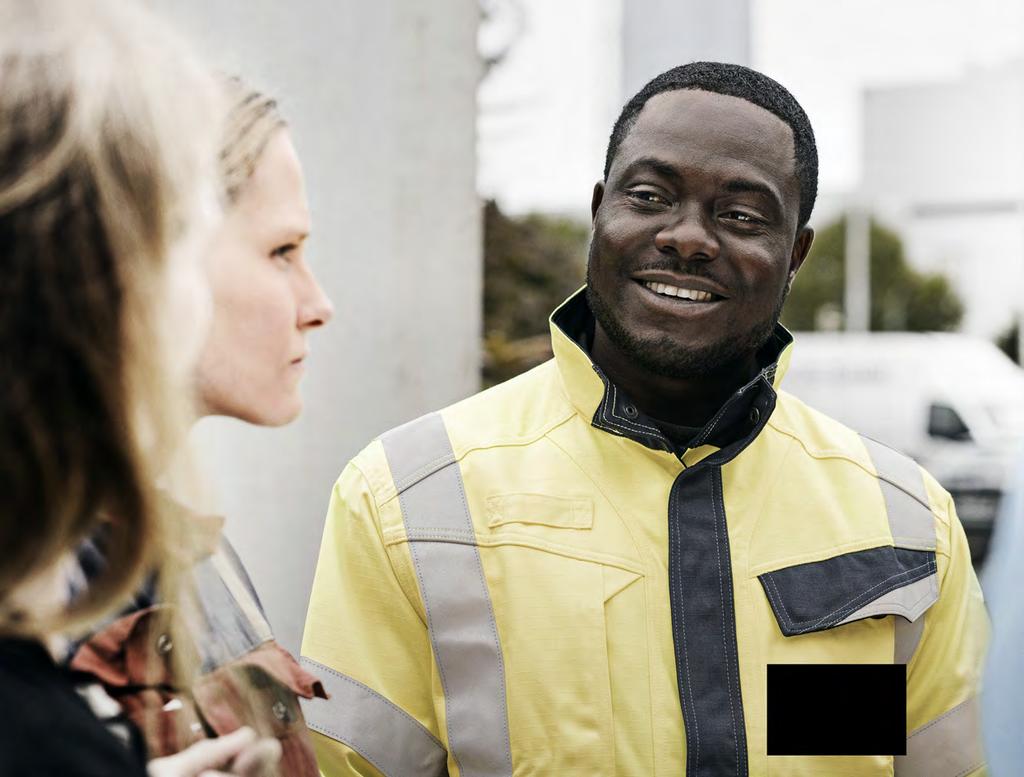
[844, 201, 871, 332]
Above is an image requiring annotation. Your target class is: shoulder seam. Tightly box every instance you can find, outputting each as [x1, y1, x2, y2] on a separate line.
[767, 418, 951, 531]
[766, 417, 873, 472]
[344, 458, 389, 545]
[345, 458, 429, 625]
[452, 406, 578, 461]
[767, 418, 934, 507]
[379, 407, 579, 503]
[347, 457, 383, 514]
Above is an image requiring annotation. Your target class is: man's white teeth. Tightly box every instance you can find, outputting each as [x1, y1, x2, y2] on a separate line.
[643, 281, 714, 302]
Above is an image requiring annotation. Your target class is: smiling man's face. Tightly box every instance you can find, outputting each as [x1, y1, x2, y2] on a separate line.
[587, 88, 812, 379]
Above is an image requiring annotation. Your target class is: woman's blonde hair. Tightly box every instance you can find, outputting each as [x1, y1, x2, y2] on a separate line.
[0, 0, 222, 636]
[220, 77, 287, 203]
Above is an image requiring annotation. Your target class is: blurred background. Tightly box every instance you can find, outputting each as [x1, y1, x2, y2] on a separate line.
[162, 0, 1024, 652]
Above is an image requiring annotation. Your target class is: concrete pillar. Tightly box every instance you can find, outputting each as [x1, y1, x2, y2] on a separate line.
[157, 0, 482, 652]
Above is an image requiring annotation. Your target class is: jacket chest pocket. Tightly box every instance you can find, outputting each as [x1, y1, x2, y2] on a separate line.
[756, 545, 939, 776]
[478, 493, 647, 776]
[759, 545, 937, 639]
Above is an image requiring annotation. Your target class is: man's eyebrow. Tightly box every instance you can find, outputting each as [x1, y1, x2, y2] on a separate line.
[620, 157, 682, 183]
[723, 178, 783, 211]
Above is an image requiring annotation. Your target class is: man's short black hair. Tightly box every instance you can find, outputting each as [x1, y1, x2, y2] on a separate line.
[604, 61, 818, 229]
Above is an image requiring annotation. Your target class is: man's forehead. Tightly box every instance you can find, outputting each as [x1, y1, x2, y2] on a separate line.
[613, 89, 797, 182]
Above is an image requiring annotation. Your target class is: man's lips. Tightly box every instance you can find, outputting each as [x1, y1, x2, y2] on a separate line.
[630, 271, 730, 301]
[630, 271, 731, 298]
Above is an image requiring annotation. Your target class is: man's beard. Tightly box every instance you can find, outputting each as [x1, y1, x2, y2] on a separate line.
[586, 262, 786, 381]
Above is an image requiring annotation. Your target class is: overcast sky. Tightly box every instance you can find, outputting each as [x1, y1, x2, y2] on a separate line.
[478, 0, 1024, 216]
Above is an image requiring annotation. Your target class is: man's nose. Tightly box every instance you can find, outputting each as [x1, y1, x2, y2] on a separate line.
[653, 205, 720, 261]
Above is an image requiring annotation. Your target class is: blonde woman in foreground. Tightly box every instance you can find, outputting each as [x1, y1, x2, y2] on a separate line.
[0, 0, 278, 774]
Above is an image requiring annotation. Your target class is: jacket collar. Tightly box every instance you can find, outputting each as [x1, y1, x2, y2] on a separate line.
[549, 287, 794, 459]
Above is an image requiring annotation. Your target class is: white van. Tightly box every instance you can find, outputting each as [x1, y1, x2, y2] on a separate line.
[782, 332, 1024, 562]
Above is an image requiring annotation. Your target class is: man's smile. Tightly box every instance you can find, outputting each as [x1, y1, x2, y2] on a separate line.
[631, 273, 729, 316]
[643, 281, 715, 302]
[631, 269, 729, 297]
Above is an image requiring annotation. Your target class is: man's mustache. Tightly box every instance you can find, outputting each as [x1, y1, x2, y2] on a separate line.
[629, 260, 725, 283]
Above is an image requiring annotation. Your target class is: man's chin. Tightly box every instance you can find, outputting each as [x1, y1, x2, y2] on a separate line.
[625, 335, 755, 380]
[602, 313, 776, 380]
[588, 282, 783, 380]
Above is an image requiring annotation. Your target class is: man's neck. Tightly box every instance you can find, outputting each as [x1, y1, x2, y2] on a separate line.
[591, 324, 761, 428]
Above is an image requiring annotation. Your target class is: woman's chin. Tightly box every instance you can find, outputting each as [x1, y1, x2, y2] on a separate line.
[256, 394, 304, 427]
[201, 392, 303, 428]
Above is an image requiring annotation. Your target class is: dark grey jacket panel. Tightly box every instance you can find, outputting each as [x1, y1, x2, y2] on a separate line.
[759, 546, 938, 637]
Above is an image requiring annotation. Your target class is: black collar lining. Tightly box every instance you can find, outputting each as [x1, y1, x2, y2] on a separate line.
[552, 292, 789, 457]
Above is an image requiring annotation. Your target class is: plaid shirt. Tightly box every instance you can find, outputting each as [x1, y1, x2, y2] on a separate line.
[70, 523, 327, 777]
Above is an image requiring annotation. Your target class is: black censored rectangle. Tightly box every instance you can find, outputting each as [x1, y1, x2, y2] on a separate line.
[767, 664, 906, 756]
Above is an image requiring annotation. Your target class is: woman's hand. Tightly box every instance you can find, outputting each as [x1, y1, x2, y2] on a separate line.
[147, 726, 282, 777]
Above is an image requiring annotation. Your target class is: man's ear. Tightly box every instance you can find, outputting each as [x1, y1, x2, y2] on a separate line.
[789, 226, 814, 280]
[591, 181, 605, 222]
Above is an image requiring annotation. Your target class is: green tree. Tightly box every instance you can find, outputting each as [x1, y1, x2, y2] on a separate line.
[483, 200, 588, 384]
[782, 217, 964, 332]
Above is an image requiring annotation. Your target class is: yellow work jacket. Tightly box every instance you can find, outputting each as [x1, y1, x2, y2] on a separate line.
[302, 290, 988, 777]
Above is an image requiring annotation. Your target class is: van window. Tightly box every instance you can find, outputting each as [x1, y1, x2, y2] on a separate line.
[928, 403, 971, 441]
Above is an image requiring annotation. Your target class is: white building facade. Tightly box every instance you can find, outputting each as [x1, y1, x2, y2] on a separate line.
[862, 62, 1024, 338]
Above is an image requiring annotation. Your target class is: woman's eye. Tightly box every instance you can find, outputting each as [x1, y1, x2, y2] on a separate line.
[271, 244, 296, 262]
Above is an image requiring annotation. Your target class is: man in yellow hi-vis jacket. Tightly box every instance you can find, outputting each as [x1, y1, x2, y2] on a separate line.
[301, 62, 988, 776]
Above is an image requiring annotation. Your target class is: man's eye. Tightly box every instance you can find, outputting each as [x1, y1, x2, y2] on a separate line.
[723, 211, 763, 225]
[627, 190, 669, 206]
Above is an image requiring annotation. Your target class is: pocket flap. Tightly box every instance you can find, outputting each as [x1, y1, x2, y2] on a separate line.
[759, 546, 938, 637]
[486, 493, 593, 530]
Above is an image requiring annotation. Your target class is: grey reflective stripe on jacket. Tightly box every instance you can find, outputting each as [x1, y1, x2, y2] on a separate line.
[380, 412, 514, 777]
[860, 435, 937, 665]
[300, 658, 447, 776]
[860, 436, 936, 551]
[895, 697, 985, 777]
[861, 437, 985, 774]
